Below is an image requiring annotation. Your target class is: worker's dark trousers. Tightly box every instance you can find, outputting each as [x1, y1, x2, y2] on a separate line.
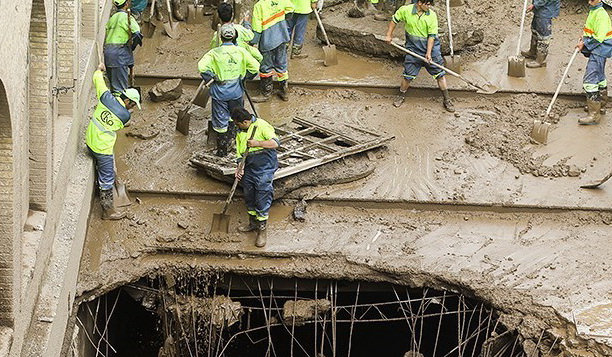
[87, 147, 115, 191]
[242, 150, 278, 221]
[106, 66, 129, 94]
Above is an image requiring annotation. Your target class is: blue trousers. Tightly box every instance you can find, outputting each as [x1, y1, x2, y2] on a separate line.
[211, 97, 244, 133]
[583, 53, 607, 93]
[531, 16, 552, 40]
[88, 147, 115, 191]
[242, 150, 278, 221]
[107, 66, 129, 94]
[260, 44, 289, 81]
[287, 13, 309, 46]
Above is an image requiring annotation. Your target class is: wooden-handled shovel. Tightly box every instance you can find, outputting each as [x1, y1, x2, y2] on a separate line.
[176, 78, 214, 135]
[313, 8, 338, 66]
[508, 0, 528, 77]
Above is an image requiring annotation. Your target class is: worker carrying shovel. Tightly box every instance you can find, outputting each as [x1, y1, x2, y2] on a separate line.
[86, 62, 141, 220]
[104, 0, 143, 94]
[577, 0, 612, 125]
[198, 24, 261, 157]
[232, 107, 280, 248]
[384, 0, 454, 112]
[521, 0, 560, 69]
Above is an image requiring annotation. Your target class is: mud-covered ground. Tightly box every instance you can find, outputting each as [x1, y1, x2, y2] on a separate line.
[78, 0, 612, 354]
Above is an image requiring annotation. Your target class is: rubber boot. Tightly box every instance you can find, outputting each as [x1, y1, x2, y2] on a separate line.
[579, 95, 602, 125]
[239, 215, 258, 233]
[291, 44, 308, 59]
[215, 131, 228, 157]
[252, 77, 273, 103]
[393, 91, 406, 108]
[526, 42, 548, 68]
[442, 89, 455, 113]
[521, 35, 537, 59]
[255, 220, 267, 247]
[277, 80, 289, 101]
[100, 189, 126, 220]
[600, 87, 608, 115]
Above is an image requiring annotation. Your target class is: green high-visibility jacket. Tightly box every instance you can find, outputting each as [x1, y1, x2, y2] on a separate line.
[291, 0, 317, 15]
[86, 70, 131, 155]
[105, 10, 140, 45]
[210, 23, 263, 62]
[198, 44, 260, 82]
[236, 117, 279, 159]
[583, 3, 612, 58]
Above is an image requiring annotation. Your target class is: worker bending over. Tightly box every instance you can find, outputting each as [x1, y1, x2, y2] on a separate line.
[577, 0, 612, 125]
[210, 3, 263, 62]
[251, 0, 294, 102]
[104, 0, 143, 94]
[522, 0, 560, 69]
[198, 24, 260, 156]
[385, 0, 454, 112]
[232, 107, 280, 247]
[86, 63, 141, 220]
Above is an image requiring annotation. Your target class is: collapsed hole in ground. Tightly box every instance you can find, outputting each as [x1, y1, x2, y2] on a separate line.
[75, 272, 525, 357]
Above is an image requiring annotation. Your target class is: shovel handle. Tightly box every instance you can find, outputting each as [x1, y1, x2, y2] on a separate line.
[150, 0, 157, 18]
[165, 0, 175, 27]
[221, 126, 258, 215]
[545, 48, 579, 117]
[445, 0, 454, 57]
[382, 38, 490, 93]
[313, 9, 332, 47]
[516, 0, 528, 56]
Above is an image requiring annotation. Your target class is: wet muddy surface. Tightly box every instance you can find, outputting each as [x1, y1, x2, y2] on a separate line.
[79, 0, 612, 354]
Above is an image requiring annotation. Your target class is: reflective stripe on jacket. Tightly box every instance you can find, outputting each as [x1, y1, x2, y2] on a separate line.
[252, 0, 293, 52]
[86, 71, 130, 155]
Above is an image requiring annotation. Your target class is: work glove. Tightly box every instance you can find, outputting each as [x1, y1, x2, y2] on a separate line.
[131, 32, 144, 51]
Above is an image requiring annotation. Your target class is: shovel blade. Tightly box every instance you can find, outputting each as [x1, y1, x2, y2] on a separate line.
[507, 56, 525, 77]
[187, 5, 197, 23]
[444, 55, 462, 74]
[176, 106, 191, 135]
[530, 120, 550, 144]
[163, 21, 180, 39]
[141, 20, 156, 38]
[322, 45, 338, 66]
[113, 179, 132, 208]
[449, 0, 464, 6]
[580, 181, 605, 189]
[210, 213, 231, 233]
[193, 85, 211, 108]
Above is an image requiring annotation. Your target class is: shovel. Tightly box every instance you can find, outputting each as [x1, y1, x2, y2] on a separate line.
[162, 0, 180, 38]
[449, 0, 463, 6]
[141, 0, 157, 38]
[530, 48, 579, 144]
[580, 171, 612, 189]
[187, 0, 205, 24]
[210, 127, 258, 234]
[112, 159, 132, 207]
[508, 0, 528, 77]
[378, 35, 498, 94]
[313, 8, 338, 66]
[176, 78, 213, 135]
[444, 0, 461, 73]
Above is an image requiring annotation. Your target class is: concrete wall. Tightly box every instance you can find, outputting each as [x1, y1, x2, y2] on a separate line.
[0, 0, 107, 355]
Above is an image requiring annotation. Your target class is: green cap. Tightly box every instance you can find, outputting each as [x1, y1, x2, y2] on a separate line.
[123, 88, 141, 109]
[113, 0, 128, 6]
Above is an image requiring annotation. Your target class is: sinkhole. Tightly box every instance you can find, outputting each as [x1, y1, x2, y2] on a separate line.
[74, 273, 524, 357]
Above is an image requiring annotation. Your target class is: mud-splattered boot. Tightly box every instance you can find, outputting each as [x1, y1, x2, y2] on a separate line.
[442, 89, 455, 113]
[252, 77, 273, 103]
[215, 131, 228, 157]
[393, 91, 407, 108]
[277, 80, 289, 101]
[100, 189, 126, 220]
[239, 215, 258, 233]
[600, 87, 608, 115]
[579, 94, 602, 125]
[521, 35, 537, 59]
[255, 220, 267, 247]
[291, 44, 308, 59]
[526, 42, 548, 68]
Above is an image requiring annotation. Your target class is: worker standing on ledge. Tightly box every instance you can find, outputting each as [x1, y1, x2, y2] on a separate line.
[104, 0, 143, 94]
[86, 62, 141, 220]
[250, 0, 294, 102]
[577, 0, 612, 125]
[521, 0, 560, 69]
[384, 0, 454, 112]
[210, 3, 263, 62]
[232, 107, 280, 248]
[198, 24, 260, 157]
[286, 0, 317, 59]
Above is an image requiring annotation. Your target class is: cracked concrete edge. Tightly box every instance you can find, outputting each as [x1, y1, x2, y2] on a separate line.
[76, 251, 612, 356]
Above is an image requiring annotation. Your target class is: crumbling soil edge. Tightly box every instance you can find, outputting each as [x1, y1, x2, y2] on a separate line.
[75, 251, 612, 356]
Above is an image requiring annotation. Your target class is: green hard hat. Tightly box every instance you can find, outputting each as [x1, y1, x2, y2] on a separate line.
[113, 0, 128, 6]
[123, 88, 141, 109]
